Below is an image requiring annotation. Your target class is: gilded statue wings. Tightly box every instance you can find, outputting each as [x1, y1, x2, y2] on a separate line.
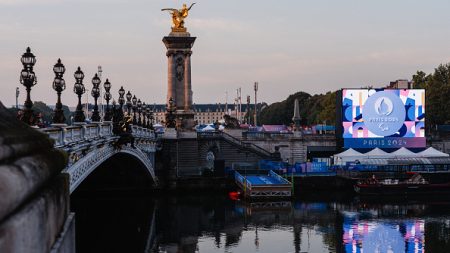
[161, 8, 179, 14]
[188, 3, 196, 10]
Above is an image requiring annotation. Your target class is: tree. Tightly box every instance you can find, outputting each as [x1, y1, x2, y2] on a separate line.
[32, 101, 54, 126]
[8, 101, 73, 126]
[428, 64, 450, 126]
[259, 92, 311, 125]
[412, 70, 430, 89]
[317, 91, 336, 125]
[258, 90, 340, 126]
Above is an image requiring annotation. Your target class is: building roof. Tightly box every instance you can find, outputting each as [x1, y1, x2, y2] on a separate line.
[151, 103, 260, 112]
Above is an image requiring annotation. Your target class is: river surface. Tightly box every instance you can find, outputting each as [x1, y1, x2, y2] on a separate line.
[71, 192, 450, 253]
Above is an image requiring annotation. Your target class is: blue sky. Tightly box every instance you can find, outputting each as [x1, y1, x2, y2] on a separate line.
[1, 0, 450, 107]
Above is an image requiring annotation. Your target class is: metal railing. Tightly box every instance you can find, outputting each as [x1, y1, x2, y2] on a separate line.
[243, 131, 294, 140]
[197, 131, 273, 158]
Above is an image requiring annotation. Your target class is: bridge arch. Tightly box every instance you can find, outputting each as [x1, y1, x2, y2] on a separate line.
[66, 145, 158, 193]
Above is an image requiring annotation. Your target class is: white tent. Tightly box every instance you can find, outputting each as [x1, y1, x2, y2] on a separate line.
[364, 148, 392, 158]
[202, 125, 216, 131]
[418, 147, 450, 157]
[333, 148, 367, 165]
[391, 147, 417, 157]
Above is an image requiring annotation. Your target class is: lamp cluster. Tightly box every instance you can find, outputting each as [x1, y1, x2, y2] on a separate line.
[17, 47, 154, 129]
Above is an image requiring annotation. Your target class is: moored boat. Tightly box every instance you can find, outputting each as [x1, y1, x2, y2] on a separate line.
[354, 173, 450, 195]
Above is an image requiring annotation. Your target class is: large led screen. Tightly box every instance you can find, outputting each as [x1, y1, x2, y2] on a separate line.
[342, 89, 425, 148]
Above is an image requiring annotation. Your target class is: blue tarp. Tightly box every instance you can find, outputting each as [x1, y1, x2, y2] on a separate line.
[290, 162, 330, 174]
[314, 125, 335, 131]
[258, 160, 287, 171]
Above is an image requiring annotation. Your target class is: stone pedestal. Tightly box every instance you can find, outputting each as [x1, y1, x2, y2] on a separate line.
[163, 32, 196, 130]
[175, 110, 195, 130]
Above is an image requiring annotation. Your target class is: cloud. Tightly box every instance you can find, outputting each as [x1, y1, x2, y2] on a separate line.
[189, 18, 251, 33]
[0, 0, 63, 5]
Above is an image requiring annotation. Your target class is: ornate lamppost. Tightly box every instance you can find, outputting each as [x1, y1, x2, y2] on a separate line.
[103, 78, 112, 121]
[19, 47, 37, 125]
[73, 67, 86, 123]
[111, 100, 117, 122]
[132, 95, 137, 125]
[137, 99, 143, 126]
[91, 73, 101, 122]
[143, 104, 148, 128]
[145, 104, 151, 129]
[111, 99, 119, 135]
[52, 59, 66, 124]
[126, 91, 132, 116]
[142, 102, 148, 128]
[118, 86, 126, 122]
[149, 106, 154, 130]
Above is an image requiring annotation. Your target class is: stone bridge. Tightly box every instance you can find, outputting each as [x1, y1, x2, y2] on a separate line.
[40, 123, 158, 193]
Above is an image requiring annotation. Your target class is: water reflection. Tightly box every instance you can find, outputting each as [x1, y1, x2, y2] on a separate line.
[343, 217, 425, 252]
[71, 193, 450, 253]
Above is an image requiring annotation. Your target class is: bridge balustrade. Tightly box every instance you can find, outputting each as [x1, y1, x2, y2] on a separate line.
[132, 125, 143, 138]
[39, 123, 156, 148]
[64, 126, 84, 145]
[131, 125, 155, 139]
[40, 123, 155, 148]
[83, 124, 101, 140]
[42, 127, 65, 147]
[99, 123, 113, 137]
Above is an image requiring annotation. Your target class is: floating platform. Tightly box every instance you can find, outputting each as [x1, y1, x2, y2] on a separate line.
[234, 170, 292, 198]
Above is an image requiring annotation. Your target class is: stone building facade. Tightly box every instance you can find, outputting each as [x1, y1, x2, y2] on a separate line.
[152, 104, 254, 125]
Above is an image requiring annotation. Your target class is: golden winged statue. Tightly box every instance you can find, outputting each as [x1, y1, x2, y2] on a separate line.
[162, 3, 196, 31]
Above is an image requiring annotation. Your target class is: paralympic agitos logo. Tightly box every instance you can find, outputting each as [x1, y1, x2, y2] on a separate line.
[363, 91, 405, 136]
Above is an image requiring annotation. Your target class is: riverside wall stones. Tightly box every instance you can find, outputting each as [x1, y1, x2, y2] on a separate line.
[0, 102, 74, 253]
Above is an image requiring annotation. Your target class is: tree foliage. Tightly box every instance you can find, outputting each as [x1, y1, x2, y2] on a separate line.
[414, 64, 450, 129]
[260, 91, 337, 126]
[8, 101, 73, 125]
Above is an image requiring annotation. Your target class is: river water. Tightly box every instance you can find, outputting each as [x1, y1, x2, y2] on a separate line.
[71, 192, 450, 253]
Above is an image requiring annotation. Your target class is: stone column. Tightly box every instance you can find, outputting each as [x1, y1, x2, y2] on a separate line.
[184, 52, 192, 111]
[163, 33, 196, 130]
[174, 53, 185, 109]
[166, 52, 175, 104]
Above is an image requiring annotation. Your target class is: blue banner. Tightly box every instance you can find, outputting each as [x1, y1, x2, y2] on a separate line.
[344, 137, 426, 148]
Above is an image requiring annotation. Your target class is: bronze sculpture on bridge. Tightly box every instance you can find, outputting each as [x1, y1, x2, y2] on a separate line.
[162, 3, 195, 31]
